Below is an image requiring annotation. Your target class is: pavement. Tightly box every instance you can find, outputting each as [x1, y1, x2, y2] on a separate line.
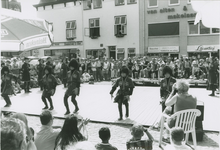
[0, 82, 220, 149]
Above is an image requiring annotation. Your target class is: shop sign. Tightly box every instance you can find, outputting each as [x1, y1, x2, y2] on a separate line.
[148, 46, 179, 53]
[187, 45, 219, 52]
[53, 41, 83, 46]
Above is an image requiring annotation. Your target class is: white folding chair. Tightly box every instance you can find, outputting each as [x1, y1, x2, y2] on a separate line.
[159, 109, 201, 150]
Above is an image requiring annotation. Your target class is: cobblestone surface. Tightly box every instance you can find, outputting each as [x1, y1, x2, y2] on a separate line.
[27, 116, 219, 150]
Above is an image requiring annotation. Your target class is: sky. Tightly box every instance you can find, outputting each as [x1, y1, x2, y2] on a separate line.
[17, 0, 40, 17]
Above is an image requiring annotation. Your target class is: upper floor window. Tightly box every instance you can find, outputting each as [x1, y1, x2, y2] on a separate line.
[93, 0, 102, 8]
[114, 16, 127, 37]
[89, 18, 100, 39]
[83, 0, 91, 10]
[188, 21, 220, 35]
[115, 0, 125, 6]
[66, 21, 76, 40]
[148, 22, 179, 36]
[169, 0, 180, 5]
[127, 0, 137, 4]
[148, 0, 157, 7]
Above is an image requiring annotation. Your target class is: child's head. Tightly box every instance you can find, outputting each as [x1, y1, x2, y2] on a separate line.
[99, 127, 111, 142]
[130, 124, 144, 140]
[170, 127, 184, 144]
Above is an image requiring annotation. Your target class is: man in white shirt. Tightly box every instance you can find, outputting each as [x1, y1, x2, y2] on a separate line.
[35, 110, 61, 150]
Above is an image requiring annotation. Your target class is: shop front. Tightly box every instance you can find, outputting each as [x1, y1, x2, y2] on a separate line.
[187, 45, 219, 59]
[86, 48, 106, 59]
[147, 46, 179, 60]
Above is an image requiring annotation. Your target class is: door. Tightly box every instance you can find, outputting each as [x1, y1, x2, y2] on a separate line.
[109, 46, 116, 60]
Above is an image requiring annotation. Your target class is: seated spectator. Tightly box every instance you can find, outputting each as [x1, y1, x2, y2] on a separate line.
[126, 124, 154, 150]
[66, 141, 96, 150]
[164, 127, 192, 150]
[82, 71, 91, 82]
[1, 118, 37, 150]
[54, 114, 89, 150]
[95, 127, 118, 150]
[35, 110, 62, 150]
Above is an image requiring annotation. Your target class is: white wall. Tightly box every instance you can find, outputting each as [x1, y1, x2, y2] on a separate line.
[83, 0, 139, 58]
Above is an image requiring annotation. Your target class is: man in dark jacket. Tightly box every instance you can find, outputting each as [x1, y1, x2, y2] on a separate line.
[21, 57, 31, 93]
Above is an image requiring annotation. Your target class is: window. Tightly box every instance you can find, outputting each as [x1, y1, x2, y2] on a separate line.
[148, 22, 179, 36]
[89, 18, 100, 39]
[66, 21, 76, 40]
[114, 16, 127, 37]
[188, 21, 219, 35]
[169, 0, 179, 5]
[200, 22, 210, 34]
[189, 21, 198, 34]
[127, 0, 137, 4]
[128, 48, 136, 57]
[117, 48, 125, 59]
[148, 0, 157, 7]
[93, 0, 102, 8]
[115, 0, 124, 6]
[83, 0, 91, 10]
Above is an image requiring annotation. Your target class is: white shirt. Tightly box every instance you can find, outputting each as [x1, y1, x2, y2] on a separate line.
[35, 125, 61, 150]
[164, 144, 192, 150]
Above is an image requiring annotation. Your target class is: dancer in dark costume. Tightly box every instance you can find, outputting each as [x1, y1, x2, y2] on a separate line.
[41, 66, 58, 110]
[110, 66, 135, 120]
[63, 59, 81, 115]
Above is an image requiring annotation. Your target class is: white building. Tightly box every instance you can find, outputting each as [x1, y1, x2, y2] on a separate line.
[33, 0, 139, 60]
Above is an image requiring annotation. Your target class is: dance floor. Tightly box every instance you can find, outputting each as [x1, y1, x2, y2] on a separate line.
[1, 82, 219, 131]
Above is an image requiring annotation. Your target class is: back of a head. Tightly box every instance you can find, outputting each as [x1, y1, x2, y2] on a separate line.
[99, 127, 111, 141]
[40, 110, 53, 125]
[176, 80, 189, 94]
[11, 113, 28, 126]
[66, 141, 96, 150]
[170, 127, 184, 142]
[131, 124, 144, 138]
[1, 118, 26, 150]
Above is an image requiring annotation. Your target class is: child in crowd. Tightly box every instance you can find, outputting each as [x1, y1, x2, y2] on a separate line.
[95, 127, 118, 150]
[126, 124, 154, 150]
[164, 127, 192, 150]
[82, 71, 90, 82]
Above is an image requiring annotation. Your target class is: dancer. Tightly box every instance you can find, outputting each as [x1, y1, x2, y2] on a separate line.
[61, 57, 69, 88]
[1, 66, 17, 107]
[21, 57, 31, 93]
[110, 66, 134, 120]
[41, 66, 57, 110]
[160, 66, 176, 112]
[63, 59, 81, 115]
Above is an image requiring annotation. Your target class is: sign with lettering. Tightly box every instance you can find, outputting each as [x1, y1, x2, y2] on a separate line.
[22, 36, 51, 50]
[148, 46, 179, 53]
[187, 45, 219, 52]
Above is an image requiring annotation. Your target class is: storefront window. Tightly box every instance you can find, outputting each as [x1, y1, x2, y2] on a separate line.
[148, 0, 157, 7]
[200, 22, 210, 34]
[212, 28, 220, 33]
[189, 21, 198, 34]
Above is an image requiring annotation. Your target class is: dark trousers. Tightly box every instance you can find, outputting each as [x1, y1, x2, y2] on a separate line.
[64, 94, 78, 112]
[41, 92, 53, 108]
[1, 94, 11, 105]
[184, 68, 190, 78]
[24, 81, 30, 92]
[38, 79, 43, 90]
[118, 95, 129, 118]
[63, 78, 67, 88]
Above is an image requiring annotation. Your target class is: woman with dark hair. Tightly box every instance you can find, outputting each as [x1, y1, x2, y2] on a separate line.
[63, 59, 81, 115]
[54, 114, 89, 150]
[1, 66, 17, 107]
[110, 66, 135, 120]
[41, 66, 58, 110]
[61, 57, 69, 88]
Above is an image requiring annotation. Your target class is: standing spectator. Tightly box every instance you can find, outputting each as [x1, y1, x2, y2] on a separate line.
[127, 57, 133, 78]
[103, 59, 110, 81]
[95, 127, 118, 150]
[1, 66, 16, 107]
[6, 60, 12, 70]
[61, 57, 69, 88]
[184, 58, 191, 79]
[110, 60, 115, 79]
[46, 57, 55, 74]
[35, 110, 61, 150]
[22, 57, 31, 93]
[81, 59, 86, 74]
[126, 124, 153, 150]
[54, 114, 89, 150]
[11, 58, 19, 75]
[85, 59, 91, 74]
[91, 59, 97, 82]
[36, 59, 45, 91]
[96, 58, 103, 81]
[54, 60, 61, 79]
[208, 57, 219, 96]
[1, 118, 37, 150]
[132, 61, 140, 79]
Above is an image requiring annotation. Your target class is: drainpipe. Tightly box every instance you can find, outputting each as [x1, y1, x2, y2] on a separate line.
[81, 0, 85, 59]
[143, 0, 145, 56]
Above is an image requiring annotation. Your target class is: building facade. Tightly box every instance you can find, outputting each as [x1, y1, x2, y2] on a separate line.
[139, 0, 219, 60]
[34, 0, 139, 59]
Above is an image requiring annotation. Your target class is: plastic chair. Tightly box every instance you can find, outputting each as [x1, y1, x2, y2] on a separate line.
[159, 109, 201, 150]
